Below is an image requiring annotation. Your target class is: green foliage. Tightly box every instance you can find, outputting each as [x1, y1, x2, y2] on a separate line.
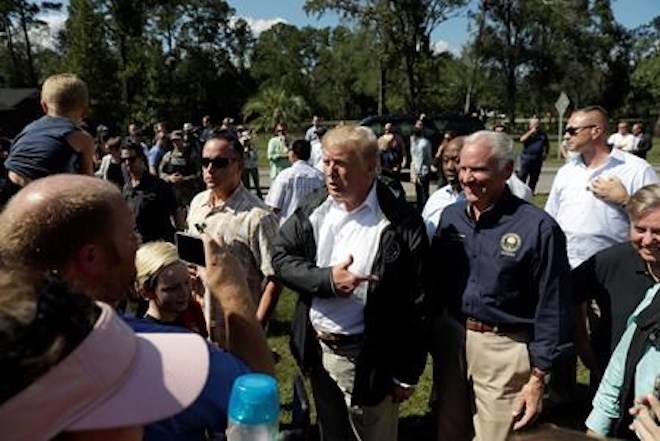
[242, 87, 310, 134]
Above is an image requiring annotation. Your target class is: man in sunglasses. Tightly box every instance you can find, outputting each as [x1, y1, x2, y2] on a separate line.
[187, 131, 282, 344]
[545, 106, 658, 406]
[546, 105, 658, 270]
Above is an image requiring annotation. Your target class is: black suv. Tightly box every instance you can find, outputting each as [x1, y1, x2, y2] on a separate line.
[359, 113, 484, 157]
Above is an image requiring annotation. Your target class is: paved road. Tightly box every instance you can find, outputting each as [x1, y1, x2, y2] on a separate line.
[254, 163, 660, 202]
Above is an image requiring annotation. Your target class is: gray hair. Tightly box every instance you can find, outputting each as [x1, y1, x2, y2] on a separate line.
[627, 184, 660, 220]
[464, 130, 516, 171]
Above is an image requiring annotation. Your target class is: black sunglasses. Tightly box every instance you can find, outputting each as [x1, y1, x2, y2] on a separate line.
[121, 156, 138, 163]
[564, 125, 596, 136]
[201, 157, 238, 169]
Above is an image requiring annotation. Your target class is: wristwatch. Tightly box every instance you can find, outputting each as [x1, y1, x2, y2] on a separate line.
[531, 367, 548, 380]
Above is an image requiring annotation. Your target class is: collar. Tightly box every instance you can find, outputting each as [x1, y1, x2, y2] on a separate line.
[202, 183, 247, 214]
[464, 185, 514, 224]
[575, 146, 625, 168]
[330, 180, 378, 214]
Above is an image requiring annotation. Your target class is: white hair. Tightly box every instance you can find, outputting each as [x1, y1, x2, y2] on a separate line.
[464, 130, 516, 171]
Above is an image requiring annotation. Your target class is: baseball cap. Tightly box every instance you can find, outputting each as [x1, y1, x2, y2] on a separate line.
[0, 302, 209, 441]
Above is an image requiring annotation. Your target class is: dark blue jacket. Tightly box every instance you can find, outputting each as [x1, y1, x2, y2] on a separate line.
[429, 188, 573, 370]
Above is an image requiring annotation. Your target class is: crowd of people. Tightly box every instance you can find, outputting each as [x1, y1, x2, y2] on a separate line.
[0, 73, 659, 441]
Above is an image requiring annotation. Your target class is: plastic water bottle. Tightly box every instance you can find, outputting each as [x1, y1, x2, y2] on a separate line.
[226, 373, 279, 441]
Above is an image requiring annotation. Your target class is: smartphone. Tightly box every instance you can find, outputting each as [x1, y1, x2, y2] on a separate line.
[175, 232, 206, 266]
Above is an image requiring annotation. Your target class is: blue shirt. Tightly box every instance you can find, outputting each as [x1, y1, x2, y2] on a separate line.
[148, 144, 168, 170]
[5, 115, 79, 179]
[123, 316, 250, 441]
[585, 284, 660, 436]
[521, 130, 549, 159]
[431, 189, 574, 370]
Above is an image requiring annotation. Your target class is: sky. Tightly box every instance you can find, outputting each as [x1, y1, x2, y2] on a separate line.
[37, 0, 660, 54]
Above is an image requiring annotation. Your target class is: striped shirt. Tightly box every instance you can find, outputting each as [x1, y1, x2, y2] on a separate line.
[265, 160, 325, 224]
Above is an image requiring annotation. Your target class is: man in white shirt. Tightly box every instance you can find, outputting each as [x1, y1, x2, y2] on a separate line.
[607, 121, 635, 152]
[265, 139, 325, 224]
[422, 135, 532, 240]
[546, 106, 658, 269]
[305, 115, 324, 144]
[272, 125, 428, 441]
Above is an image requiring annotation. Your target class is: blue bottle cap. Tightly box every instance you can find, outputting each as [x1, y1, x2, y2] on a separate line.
[228, 374, 280, 425]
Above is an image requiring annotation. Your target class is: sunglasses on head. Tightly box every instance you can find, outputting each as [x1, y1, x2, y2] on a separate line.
[564, 125, 596, 136]
[201, 157, 237, 169]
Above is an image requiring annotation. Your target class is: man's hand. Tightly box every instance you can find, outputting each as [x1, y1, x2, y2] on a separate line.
[170, 173, 184, 184]
[392, 384, 415, 403]
[512, 374, 544, 430]
[590, 176, 629, 206]
[629, 394, 660, 441]
[331, 255, 378, 297]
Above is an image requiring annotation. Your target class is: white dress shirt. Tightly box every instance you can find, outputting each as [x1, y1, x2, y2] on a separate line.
[422, 177, 534, 241]
[309, 183, 390, 335]
[545, 148, 659, 268]
[607, 133, 635, 152]
[265, 160, 325, 224]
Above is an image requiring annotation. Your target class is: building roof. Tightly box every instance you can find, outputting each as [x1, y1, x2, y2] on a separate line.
[0, 88, 39, 111]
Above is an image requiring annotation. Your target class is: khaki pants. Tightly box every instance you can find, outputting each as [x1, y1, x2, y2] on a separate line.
[309, 340, 399, 441]
[433, 315, 531, 441]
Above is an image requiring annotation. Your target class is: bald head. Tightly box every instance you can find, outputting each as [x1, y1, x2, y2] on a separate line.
[0, 175, 124, 272]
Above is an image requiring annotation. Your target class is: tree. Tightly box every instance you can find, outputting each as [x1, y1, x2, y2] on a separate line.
[59, 0, 122, 125]
[304, 0, 468, 113]
[0, 0, 62, 86]
[242, 87, 310, 134]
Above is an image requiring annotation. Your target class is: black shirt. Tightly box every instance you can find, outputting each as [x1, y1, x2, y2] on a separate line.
[431, 188, 574, 370]
[572, 241, 654, 371]
[123, 173, 179, 243]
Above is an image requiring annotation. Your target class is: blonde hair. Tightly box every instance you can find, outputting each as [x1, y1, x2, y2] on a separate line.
[135, 242, 180, 291]
[41, 73, 89, 116]
[627, 184, 660, 220]
[322, 125, 379, 169]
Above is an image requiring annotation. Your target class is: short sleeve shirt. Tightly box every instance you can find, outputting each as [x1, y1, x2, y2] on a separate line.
[187, 185, 279, 302]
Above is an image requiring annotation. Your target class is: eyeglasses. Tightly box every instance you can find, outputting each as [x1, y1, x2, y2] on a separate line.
[121, 156, 138, 163]
[564, 125, 596, 136]
[201, 157, 238, 169]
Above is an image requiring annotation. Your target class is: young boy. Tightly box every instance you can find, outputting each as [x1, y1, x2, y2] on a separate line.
[2, 73, 94, 203]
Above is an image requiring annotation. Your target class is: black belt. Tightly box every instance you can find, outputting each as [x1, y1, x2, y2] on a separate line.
[317, 331, 365, 345]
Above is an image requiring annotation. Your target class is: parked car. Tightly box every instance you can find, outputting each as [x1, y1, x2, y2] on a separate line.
[359, 113, 485, 158]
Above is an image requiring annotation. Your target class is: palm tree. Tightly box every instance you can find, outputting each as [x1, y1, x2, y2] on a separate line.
[242, 87, 310, 134]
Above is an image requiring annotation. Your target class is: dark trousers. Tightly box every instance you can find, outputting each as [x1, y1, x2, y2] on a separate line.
[518, 157, 543, 193]
[242, 167, 262, 198]
[415, 175, 430, 212]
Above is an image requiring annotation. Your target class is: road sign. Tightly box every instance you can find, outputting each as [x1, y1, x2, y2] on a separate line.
[555, 92, 570, 116]
[555, 92, 570, 159]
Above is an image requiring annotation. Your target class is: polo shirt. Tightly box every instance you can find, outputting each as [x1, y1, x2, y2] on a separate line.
[572, 241, 654, 370]
[545, 148, 658, 268]
[123, 173, 179, 243]
[432, 188, 574, 370]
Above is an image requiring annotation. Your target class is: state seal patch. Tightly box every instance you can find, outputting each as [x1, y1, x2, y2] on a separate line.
[500, 232, 521, 256]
